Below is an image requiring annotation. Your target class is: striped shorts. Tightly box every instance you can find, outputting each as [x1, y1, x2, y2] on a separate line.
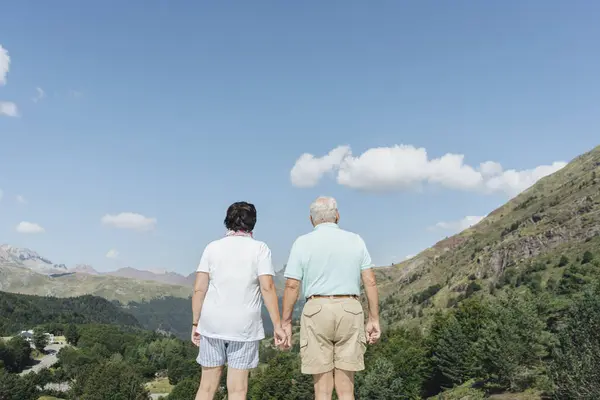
[196, 336, 260, 370]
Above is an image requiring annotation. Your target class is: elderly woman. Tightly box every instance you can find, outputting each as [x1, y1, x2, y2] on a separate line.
[191, 201, 285, 400]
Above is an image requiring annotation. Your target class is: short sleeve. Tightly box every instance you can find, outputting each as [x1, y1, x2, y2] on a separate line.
[284, 240, 303, 281]
[359, 236, 374, 270]
[257, 243, 275, 276]
[196, 245, 210, 273]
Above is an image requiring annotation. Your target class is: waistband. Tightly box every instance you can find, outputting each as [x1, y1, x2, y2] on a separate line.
[306, 294, 359, 301]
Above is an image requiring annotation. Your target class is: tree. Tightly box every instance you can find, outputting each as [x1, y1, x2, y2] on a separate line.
[74, 360, 149, 400]
[357, 357, 406, 399]
[33, 328, 49, 352]
[582, 251, 595, 264]
[3, 336, 32, 373]
[168, 378, 198, 400]
[550, 286, 600, 399]
[558, 255, 569, 267]
[430, 314, 479, 388]
[167, 356, 199, 385]
[0, 369, 39, 400]
[479, 291, 547, 391]
[65, 324, 80, 345]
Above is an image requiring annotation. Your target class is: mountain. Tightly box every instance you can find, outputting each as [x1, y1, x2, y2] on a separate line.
[0, 262, 192, 303]
[70, 264, 100, 275]
[105, 267, 191, 287]
[0, 290, 140, 335]
[375, 145, 600, 327]
[0, 244, 68, 275]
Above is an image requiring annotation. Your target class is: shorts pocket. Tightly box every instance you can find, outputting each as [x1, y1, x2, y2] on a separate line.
[302, 303, 323, 317]
[341, 301, 363, 315]
[300, 338, 309, 359]
[359, 333, 367, 353]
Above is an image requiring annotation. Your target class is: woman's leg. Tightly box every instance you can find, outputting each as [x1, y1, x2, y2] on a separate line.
[196, 366, 223, 400]
[226, 368, 250, 400]
[225, 340, 259, 399]
[196, 337, 226, 400]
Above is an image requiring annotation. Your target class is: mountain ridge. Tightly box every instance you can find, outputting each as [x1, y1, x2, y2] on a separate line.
[374, 144, 600, 327]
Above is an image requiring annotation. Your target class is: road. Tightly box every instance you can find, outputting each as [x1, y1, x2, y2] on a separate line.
[20, 343, 66, 376]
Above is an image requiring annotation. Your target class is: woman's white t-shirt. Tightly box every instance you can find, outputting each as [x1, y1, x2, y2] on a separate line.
[195, 235, 275, 342]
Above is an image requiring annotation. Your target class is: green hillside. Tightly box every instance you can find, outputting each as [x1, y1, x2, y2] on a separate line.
[375, 144, 600, 328]
[0, 291, 140, 336]
[0, 264, 192, 303]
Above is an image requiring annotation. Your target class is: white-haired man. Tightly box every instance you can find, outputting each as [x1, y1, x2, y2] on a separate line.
[281, 196, 381, 400]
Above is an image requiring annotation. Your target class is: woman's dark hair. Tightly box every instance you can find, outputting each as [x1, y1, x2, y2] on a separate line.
[224, 201, 257, 232]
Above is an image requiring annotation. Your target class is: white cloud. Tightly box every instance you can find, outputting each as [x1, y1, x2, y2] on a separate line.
[290, 144, 566, 197]
[32, 87, 45, 103]
[68, 89, 83, 98]
[0, 45, 9, 86]
[105, 249, 119, 259]
[0, 102, 19, 117]
[16, 222, 45, 234]
[483, 162, 567, 197]
[291, 146, 351, 187]
[431, 215, 485, 232]
[16, 195, 26, 204]
[101, 212, 157, 231]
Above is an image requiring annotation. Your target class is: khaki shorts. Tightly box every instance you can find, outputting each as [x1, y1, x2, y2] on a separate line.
[299, 297, 367, 375]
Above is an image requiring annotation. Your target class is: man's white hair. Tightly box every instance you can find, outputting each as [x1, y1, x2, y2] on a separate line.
[310, 196, 338, 224]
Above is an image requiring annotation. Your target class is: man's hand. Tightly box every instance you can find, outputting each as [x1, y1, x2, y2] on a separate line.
[273, 325, 286, 348]
[191, 327, 201, 347]
[281, 321, 293, 350]
[366, 318, 381, 344]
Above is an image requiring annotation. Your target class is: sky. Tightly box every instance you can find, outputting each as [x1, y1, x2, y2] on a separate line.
[1, 1, 599, 274]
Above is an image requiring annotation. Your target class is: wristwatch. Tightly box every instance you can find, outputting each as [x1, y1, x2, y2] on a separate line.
[192, 322, 198, 327]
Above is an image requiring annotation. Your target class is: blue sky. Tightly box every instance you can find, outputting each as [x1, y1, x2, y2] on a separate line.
[1, 1, 599, 274]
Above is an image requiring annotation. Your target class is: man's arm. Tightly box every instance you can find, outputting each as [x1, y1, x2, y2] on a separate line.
[281, 240, 303, 348]
[359, 237, 381, 344]
[282, 278, 300, 325]
[362, 269, 381, 344]
[361, 268, 379, 323]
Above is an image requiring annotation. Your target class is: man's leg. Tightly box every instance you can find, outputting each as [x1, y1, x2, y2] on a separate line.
[332, 298, 366, 400]
[195, 367, 223, 400]
[300, 299, 335, 399]
[333, 369, 355, 400]
[313, 371, 335, 400]
[226, 368, 249, 400]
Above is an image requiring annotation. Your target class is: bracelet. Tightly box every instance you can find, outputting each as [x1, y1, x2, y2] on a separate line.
[192, 322, 198, 327]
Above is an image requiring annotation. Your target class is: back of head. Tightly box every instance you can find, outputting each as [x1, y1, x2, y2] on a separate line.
[309, 196, 338, 225]
[224, 201, 257, 232]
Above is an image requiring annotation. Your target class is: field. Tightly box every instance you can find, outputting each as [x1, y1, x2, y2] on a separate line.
[145, 377, 174, 395]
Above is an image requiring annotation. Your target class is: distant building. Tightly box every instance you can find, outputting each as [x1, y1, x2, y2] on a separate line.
[19, 330, 34, 341]
[18, 330, 55, 344]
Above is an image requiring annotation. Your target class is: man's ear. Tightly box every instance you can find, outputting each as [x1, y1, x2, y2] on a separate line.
[309, 215, 315, 227]
[335, 211, 340, 223]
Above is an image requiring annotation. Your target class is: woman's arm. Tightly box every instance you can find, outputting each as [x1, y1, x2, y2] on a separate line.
[191, 271, 209, 345]
[259, 275, 285, 346]
[259, 275, 281, 328]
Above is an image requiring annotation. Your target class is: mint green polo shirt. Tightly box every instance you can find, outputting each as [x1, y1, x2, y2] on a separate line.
[284, 223, 374, 298]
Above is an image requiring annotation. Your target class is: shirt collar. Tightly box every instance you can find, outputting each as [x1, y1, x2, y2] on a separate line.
[314, 222, 339, 230]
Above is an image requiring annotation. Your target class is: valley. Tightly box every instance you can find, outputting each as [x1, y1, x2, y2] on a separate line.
[1, 145, 600, 399]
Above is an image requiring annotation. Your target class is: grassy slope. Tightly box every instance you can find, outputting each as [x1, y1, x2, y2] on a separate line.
[0, 265, 191, 303]
[374, 145, 600, 329]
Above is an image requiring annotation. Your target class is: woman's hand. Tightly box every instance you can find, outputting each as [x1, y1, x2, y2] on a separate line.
[274, 325, 287, 348]
[191, 326, 201, 347]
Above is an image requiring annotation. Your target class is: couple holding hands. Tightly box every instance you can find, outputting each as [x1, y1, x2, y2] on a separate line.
[191, 197, 381, 400]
